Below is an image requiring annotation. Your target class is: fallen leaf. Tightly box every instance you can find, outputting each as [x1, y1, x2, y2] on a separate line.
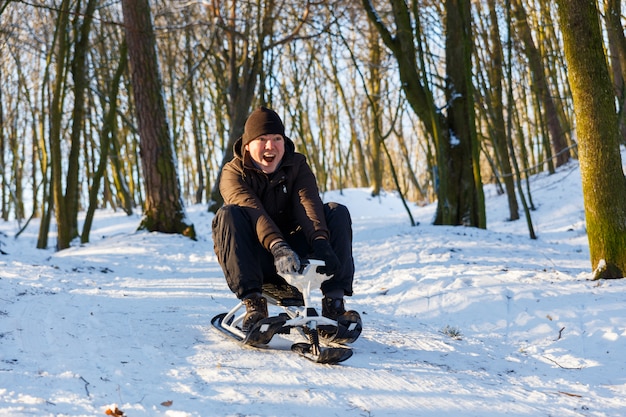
[105, 407, 125, 416]
[161, 400, 173, 407]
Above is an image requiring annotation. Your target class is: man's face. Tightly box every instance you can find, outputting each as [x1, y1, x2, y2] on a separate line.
[245, 134, 285, 174]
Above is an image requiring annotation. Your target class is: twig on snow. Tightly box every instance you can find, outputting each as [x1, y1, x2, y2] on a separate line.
[542, 355, 583, 370]
[79, 376, 90, 397]
[556, 326, 565, 340]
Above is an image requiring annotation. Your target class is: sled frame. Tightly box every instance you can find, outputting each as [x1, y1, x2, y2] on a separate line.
[218, 259, 339, 340]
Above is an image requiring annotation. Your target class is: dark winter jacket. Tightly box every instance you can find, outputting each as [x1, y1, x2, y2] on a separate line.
[219, 136, 330, 251]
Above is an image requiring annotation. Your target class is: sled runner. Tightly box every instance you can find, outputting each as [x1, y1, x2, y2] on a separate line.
[211, 259, 362, 364]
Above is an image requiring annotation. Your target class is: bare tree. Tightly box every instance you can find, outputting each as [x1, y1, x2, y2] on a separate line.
[604, 0, 626, 143]
[476, 0, 520, 221]
[205, 0, 318, 212]
[511, 0, 570, 169]
[361, 0, 485, 227]
[444, 0, 485, 228]
[81, 41, 128, 243]
[65, 0, 97, 241]
[49, 0, 71, 250]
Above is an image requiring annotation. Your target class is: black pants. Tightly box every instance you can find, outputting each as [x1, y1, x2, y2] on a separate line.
[212, 202, 354, 299]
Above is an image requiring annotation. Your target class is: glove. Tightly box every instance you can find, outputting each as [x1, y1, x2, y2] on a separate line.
[312, 239, 340, 276]
[270, 241, 301, 274]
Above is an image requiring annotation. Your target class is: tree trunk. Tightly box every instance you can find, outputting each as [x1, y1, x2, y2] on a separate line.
[367, 24, 384, 197]
[65, 0, 97, 240]
[0, 64, 6, 220]
[82, 41, 128, 243]
[108, 125, 134, 215]
[512, 0, 570, 168]
[121, 0, 195, 238]
[444, 0, 485, 227]
[486, 0, 519, 221]
[185, 27, 206, 205]
[36, 56, 51, 249]
[50, 0, 71, 250]
[505, 0, 536, 239]
[604, 0, 626, 144]
[556, 0, 626, 279]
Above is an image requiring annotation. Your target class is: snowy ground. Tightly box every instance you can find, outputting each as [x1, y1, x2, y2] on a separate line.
[1, 149, 625, 417]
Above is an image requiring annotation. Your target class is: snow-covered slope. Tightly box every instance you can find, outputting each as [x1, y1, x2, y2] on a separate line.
[1, 149, 625, 416]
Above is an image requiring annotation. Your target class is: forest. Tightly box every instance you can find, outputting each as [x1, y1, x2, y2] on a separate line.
[0, 0, 625, 276]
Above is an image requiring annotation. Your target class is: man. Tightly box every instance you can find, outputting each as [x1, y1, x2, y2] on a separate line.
[212, 106, 358, 332]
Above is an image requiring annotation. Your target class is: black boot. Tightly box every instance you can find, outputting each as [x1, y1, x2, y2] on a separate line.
[322, 296, 347, 320]
[322, 296, 362, 323]
[321, 296, 362, 344]
[242, 294, 268, 332]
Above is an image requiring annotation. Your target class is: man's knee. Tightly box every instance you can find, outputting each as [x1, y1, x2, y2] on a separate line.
[213, 204, 247, 229]
[216, 204, 246, 220]
[324, 202, 352, 225]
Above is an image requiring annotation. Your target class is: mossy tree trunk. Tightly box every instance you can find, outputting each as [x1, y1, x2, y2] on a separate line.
[556, 0, 626, 279]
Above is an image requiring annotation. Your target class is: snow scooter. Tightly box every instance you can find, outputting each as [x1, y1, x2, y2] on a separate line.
[211, 259, 362, 364]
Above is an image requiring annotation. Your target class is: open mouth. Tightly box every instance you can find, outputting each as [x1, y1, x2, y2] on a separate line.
[263, 154, 276, 163]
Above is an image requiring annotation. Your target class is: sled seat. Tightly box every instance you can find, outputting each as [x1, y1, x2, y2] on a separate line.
[262, 281, 304, 307]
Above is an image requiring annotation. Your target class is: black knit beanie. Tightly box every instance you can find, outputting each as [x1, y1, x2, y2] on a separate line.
[241, 107, 285, 148]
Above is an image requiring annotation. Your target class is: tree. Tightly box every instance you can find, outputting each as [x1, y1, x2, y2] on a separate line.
[444, 0, 485, 228]
[604, 0, 626, 143]
[512, 0, 570, 169]
[206, 0, 316, 212]
[476, 0, 520, 222]
[81, 41, 128, 244]
[361, 0, 485, 227]
[121, 0, 195, 238]
[556, 0, 626, 279]
[42, 0, 98, 250]
[366, 20, 385, 197]
[66, 0, 97, 241]
[49, 0, 72, 250]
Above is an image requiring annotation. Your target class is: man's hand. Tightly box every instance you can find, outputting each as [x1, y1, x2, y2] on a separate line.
[312, 239, 340, 276]
[270, 241, 301, 274]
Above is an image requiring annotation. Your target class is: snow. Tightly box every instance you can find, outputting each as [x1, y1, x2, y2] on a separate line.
[1, 150, 626, 417]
